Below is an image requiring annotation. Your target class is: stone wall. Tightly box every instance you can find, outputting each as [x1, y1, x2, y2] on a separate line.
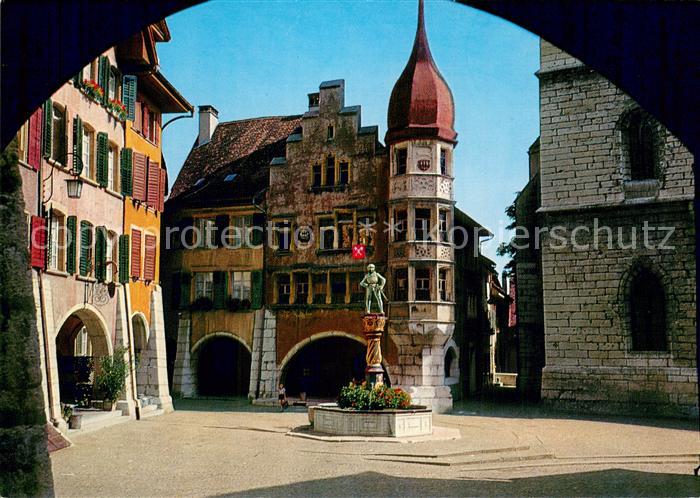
[538, 40, 696, 417]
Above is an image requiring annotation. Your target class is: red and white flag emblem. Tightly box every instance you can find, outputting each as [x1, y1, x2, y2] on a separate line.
[352, 244, 366, 259]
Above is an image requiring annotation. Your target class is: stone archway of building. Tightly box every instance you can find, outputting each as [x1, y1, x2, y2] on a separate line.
[444, 339, 460, 387]
[191, 332, 251, 397]
[279, 332, 391, 399]
[54, 305, 112, 406]
[131, 313, 150, 398]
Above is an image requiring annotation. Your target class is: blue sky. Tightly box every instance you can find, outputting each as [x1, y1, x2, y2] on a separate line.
[158, 0, 540, 273]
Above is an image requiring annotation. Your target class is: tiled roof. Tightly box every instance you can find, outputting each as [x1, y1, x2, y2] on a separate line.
[168, 115, 302, 206]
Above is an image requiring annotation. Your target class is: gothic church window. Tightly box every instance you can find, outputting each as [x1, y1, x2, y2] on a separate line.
[629, 267, 667, 351]
[626, 109, 658, 181]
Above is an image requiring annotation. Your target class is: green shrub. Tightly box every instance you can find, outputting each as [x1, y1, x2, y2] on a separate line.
[94, 346, 129, 403]
[337, 381, 411, 410]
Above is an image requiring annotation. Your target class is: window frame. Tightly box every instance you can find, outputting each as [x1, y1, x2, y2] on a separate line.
[395, 147, 407, 175]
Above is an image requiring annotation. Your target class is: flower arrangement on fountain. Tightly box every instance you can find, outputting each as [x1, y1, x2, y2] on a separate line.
[82, 79, 104, 102]
[107, 98, 128, 121]
[337, 381, 411, 410]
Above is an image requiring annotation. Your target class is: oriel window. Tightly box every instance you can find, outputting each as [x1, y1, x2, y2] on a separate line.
[394, 210, 407, 242]
[415, 268, 431, 301]
[394, 268, 408, 301]
[396, 148, 407, 175]
[415, 208, 431, 241]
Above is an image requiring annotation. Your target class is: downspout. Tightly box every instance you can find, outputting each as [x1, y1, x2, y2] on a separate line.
[37, 161, 58, 426]
[123, 283, 140, 420]
[252, 188, 267, 399]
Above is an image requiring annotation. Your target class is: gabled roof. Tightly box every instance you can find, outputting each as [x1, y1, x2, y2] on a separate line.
[168, 115, 302, 207]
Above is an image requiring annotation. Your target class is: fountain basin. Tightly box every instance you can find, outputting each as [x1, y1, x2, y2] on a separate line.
[310, 403, 433, 437]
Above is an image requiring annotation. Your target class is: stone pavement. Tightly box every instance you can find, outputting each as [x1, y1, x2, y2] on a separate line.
[51, 398, 700, 497]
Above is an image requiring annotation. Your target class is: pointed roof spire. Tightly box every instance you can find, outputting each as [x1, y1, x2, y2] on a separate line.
[386, 0, 457, 145]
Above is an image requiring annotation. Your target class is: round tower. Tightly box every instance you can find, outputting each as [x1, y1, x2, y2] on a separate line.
[385, 0, 457, 413]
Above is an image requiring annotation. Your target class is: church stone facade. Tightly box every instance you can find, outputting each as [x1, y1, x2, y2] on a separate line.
[516, 40, 696, 417]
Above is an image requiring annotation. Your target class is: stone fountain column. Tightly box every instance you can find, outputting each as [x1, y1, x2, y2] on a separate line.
[362, 313, 386, 387]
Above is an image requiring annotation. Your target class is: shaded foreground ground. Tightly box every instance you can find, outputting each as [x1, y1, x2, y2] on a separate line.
[51, 398, 700, 497]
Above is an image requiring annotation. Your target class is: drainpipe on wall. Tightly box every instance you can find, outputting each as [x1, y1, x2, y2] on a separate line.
[252, 188, 266, 399]
[123, 284, 140, 420]
[37, 272, 58, 427]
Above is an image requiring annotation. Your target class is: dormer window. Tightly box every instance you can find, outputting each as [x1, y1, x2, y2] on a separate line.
[327, 125, 335, 140]
[308, 93, 320, 109]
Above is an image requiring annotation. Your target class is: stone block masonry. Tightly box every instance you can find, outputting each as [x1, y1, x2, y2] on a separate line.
[537, 40, 696, 418]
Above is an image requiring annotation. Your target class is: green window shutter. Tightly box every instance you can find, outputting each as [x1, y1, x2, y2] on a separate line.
[180, 272, 192, 309]
[96, 132, 108, 186]
[66, 216, 77, 275]
[98, 56, 110, 104]
[94, 226, 107, 281]
[59, 111, 68, 166]
[122, 75, 137, 121]
[118, 234, 130, 284]
[251, 270, 263, 309]
[72, 116, 83, 174]
[79, 221, 91, 277]
[72, 67, 82, 87]
[213, 271, 228, 309]
[42, 99, 52, 158]
[120, 148, 133, 197]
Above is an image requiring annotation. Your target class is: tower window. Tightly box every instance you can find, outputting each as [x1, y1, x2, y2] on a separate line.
[440, 149, 448, 175]
[396, 148, 407, 175]
[415, 268, 431, 301]
[394, 210, 407, 242]
[394, 268, 408, 301]
[415, 208, 431, 241]
[626, 110, 657, 181]
[327, 125, 335, 140]
[629, 268, 666, 351]
[439, 268, 449, 301]
[439, 210, 449, 242]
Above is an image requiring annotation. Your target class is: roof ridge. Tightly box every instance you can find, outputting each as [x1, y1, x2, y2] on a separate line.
[217, 114, 303, 126]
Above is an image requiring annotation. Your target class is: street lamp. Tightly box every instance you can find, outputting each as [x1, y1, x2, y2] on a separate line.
[65, 154, 84, 199]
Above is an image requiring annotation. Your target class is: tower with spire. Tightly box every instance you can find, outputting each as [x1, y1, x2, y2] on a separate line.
[385, 0, 457, 413]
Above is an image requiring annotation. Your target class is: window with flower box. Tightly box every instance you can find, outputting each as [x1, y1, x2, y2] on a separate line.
[194, 272, 214, 300]
[231, 271, 252, 300]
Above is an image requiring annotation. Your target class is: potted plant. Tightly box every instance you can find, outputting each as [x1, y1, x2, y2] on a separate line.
[240, 298, 252, 310]
[94, 346, 129, 411]
[226, 297, 241, 312]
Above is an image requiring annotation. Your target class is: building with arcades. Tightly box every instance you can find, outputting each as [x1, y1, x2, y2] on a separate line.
[164, 0, 494, 412]
[16, 20, 189, 437]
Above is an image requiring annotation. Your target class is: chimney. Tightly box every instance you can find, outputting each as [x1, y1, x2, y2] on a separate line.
[198, 105, 219, 146]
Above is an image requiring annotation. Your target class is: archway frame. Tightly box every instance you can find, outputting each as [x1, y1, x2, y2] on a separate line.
[54, 303, 113, 357]
[191, 331, 252, 356]
[277, 331, 392, 386]
[130, 312, 150, 350]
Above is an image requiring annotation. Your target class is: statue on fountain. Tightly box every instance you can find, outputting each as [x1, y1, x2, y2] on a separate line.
[360, 264, 387, 315]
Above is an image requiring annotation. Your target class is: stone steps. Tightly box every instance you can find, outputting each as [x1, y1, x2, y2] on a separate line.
[67, 409, 130, 436]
